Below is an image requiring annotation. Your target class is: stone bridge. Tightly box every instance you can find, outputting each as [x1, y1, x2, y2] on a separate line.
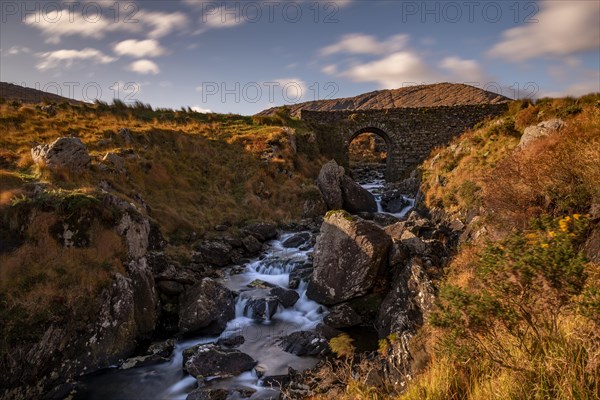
[300, 104, 508, 181]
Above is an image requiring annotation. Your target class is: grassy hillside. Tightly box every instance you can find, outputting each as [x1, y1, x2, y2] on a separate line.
[0, 100, 322, 354]
[406, 94, 600, 400]
[0, 101, 321, 240]
[311, 94, 600, 400]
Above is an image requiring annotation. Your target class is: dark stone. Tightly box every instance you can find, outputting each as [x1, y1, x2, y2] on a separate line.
[316, 159, 345, 210]
[242, 235, 262, 254]
[194, 240, 233, 267]
[243, 222, 278, 242]
[282, 232, 311, 248]
[156, 280, 184, 296]
[245, 297, 279, 320]
[306, 211, 391, 305]
[215, 224, 229, 232]
[178, 279, 235, 335]
[268, 286, 300, 308]
[340, 175, 378, 213]
[288, 266, 313, 289]
[216, 335, 245, 348]
[380, 189, 410, 213]
[324, 303, 363, 328]
[278, 331, 330, 356]
[183, 344, 256, 381]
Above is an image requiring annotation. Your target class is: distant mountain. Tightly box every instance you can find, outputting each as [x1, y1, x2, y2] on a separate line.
[0, 82, 87, 105]
[256, 82, 512, 116]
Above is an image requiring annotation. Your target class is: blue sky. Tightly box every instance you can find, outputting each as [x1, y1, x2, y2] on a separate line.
[1, 0, 599, 115]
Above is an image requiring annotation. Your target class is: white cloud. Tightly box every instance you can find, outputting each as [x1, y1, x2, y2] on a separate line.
[6, 46, 31, 55]
[36, 48, 116, 71]
[191, 105, 212, 113]
[128, 59, 160, 75]
[24, 7, 187, 44]
[272, 78, 308, 103]
[322, 64, 338, 75]
[320, 33, 408, 56]
[114, 39, 166, 57]
[488, 0, 600, 62]
[339, 52, 441, 88]
[440, 57, 487, 83]
[24, 9, 140, 44]
[138, 10, 189, 38]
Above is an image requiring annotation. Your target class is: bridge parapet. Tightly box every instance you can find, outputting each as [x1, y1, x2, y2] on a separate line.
[299, 104, 508, 181]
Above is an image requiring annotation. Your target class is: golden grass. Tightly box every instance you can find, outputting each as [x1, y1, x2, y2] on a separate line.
[0, 212, 125, 349]
[0, 103, 323, 240]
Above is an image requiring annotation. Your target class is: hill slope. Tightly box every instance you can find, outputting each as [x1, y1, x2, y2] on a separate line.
[0, 82, 86, 105]
[257, 82, 511, 116]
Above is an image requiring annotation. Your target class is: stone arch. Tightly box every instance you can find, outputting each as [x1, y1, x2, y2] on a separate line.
[344, 126, 396, 181]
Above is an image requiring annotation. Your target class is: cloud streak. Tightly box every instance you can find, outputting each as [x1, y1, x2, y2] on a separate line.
[488, 0, 600, 62]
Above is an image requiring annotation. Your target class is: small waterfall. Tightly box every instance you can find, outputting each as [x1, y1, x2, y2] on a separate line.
[76, 231, 325, 399]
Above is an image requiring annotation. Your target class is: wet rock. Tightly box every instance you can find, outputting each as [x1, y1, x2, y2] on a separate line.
[186, 387, 256, 400]
[380, 189, 409, 213]
[317, 159, 345, 210]
[245, 297, 279, 320]
[268, 286, 300, 308]
[282, 232, 311, 248]
[120, 339, 175, 369]
[324, 303, 363, 328]
[340, 175, 378, 213]
[216, 335, 245, 348]
[247, 279, 276, 289]
[242, 235, 262, 254]
[31, 137, 91, 171]
[178, 279, 235, 335]
[307, 211, 391, 305]
[183, 344, 256, 381]
[243, 222, 278, 242]
[278, 331, 330, 356]
[288, 266, 313, 289]
[194, 240, 233, 267]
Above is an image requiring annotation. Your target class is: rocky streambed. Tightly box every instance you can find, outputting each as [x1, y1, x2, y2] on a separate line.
[74, 232, 328, 400]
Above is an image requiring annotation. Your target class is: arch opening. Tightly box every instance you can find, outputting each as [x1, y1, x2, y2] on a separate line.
[347, 127, 391, 183]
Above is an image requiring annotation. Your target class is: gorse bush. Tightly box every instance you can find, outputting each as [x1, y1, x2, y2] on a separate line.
[428, 215, 599, 398]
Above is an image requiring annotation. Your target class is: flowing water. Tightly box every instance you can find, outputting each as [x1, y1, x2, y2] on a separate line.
[358, 171, 415, 218]
[77, 232, 325, 400]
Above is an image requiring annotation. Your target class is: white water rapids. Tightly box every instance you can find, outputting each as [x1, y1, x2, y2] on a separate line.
[77, 233, 325, 400]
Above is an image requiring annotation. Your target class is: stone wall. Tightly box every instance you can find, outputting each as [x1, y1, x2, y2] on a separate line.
[300, 104, 508, 181]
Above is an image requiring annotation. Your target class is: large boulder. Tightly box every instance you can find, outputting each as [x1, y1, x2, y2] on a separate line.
[316, 160, 345, 209]
[317, 160, 377, 214]
[518, 118, 565, 149]
[380, 189, 410, 213]
[178, 278, 235, 335]
[194, 240, 233, 267]
[340, 175, 378, 213]
[306, 211, 392, 305]
[376, 259, 435, 336]
[31, 137, 91, 171]
[183, 344, 256, 381]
